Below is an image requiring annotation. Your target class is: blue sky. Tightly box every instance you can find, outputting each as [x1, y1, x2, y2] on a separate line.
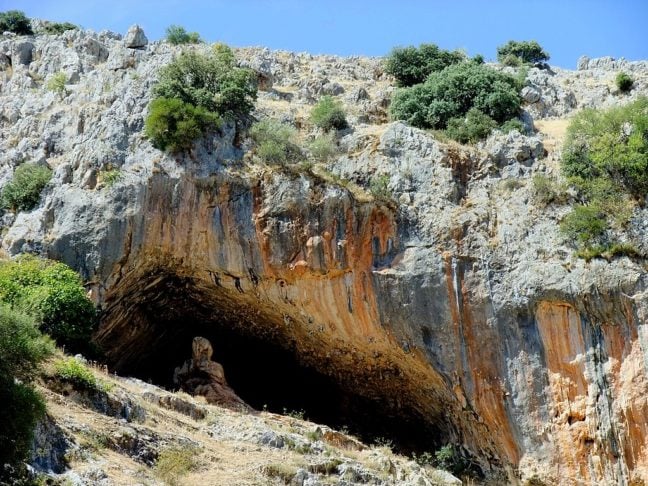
[2, 0, 647, 68]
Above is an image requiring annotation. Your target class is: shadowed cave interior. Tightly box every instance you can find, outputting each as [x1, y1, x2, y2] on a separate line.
[100, 271, 452, 455]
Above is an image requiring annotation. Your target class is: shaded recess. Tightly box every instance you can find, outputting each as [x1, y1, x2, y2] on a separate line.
[96, 265, 455, 454]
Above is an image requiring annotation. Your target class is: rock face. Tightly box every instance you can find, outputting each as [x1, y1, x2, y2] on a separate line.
[174, 337, 249, 410]
[1, 25, 648, 485]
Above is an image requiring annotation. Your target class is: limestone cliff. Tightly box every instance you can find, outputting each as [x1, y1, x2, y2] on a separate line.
[1, 25, 648, 485]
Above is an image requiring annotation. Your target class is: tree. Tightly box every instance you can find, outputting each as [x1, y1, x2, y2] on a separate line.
[496, 40, 550, 65]
[384, 43, 466, 87]
[0, 10, 33, 35]
[165, 24, 201, 45]
[390, 62, 521, 130]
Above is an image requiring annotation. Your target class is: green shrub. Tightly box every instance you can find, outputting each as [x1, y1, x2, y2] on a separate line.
[562, 97, 648, 198]
[370, 174, 391, 202]
[616, 72, 633, 93]
[445, 108, 497, 143]
[101, 169, 122, 187]
[390, 62, 521, 130]
[531, 174, 568, 206]
[1, 163, 52, 212]
[0, 255, 97, 351]
[496, 40, 550, 65]
[0, 10, 33, 35]
[165, 25, 201, 45]
[145, 97, 221, 153]
[54, 357, 97, 390]
[500, 118, 526, 134]
[559, 204, 607, 247]
[46, 72, 67, 98]
[249, 119, 302, 165]
[155, 446, 199, 485]
[41, 21, 77, 35]
[384, 43, 466, 87]
[310, 96, 348, 131]
[309, 133, 338, 162]
[153, 45, 257, 120]
[0, 305, 53, 475]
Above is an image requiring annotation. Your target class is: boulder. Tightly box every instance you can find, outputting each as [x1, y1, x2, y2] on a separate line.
[123, 25, 147, 49]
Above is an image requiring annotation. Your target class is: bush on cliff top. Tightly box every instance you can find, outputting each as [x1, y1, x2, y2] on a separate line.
[310, 95, 348, 131]
[390, 61, 521, 133]
[165, 24, 201, 45]
[496, 40, 550, 65]
[250, 119, 302, 165]
[146, 44, 257, 153]
[0, 10, 33, 35]
[384, 43, 466, 87]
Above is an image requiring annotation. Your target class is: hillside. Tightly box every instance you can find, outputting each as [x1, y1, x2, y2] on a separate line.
[1, 21, 648, 486]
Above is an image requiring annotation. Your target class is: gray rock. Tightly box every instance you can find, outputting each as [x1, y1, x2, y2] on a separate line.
[577, 55, 590, 70]
[123, 25, 147, 49]
[13, 40, 34, 65]
[521, 85, 541, 103]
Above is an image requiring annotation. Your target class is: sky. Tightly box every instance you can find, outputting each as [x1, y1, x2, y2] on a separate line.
[2, 1, 647, 68]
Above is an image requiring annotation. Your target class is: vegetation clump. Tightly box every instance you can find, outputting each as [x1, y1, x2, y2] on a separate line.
[145, 44, 257, 152]
[496, 40, 550, 65]
[54, 357, 98, 390]
[616, 72, 633, 93]
[384, 43, 466, 87]
[0, 305, 53, 479]
[250, 119, 302, 165]
[310, 95, 348, 131]
[165, 24, 201, 45]
[0, 255, 97, 351]
[390, 61, 521, 140]
[309, 132, 339, 162]
[41, 21, 78, 35]
[1, 162, 52, 212]
[0, 10, 33, 35]
[155, 446, 200, 485]
[46, 72, 68, 98]
[559, 97, 648, 258]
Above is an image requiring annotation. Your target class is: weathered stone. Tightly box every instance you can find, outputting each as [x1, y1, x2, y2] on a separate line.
[521, 85, 541, 103]
[123, 24, 147, 49]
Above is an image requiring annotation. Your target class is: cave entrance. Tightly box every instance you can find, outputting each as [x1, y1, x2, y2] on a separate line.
[98, 270, 447, 454]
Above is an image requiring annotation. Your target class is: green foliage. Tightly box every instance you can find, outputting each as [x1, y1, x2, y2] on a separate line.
[531, 174, 568, 207]
[472, 54, 485, 64]
[559, 204, 607, 247]
[155, 446, 199, 486]
[384, 43, 466, 87]
[616, 72, 633, 93]
[54, 357, 97, 390]
[575, 242, 641, 262]
[146, 45, 256, 152]
[445, 108, 497, 143]
[0, 305, 52, 474]
[0, 10, 33, 35]
[46, 72, 67, 98]
[165, 25, 201, 45]
[145, 97, 221, 153]
[370, 174, 391, 202]
[310, 96, 348, 131]
[263, 463, 297, 483]
[153, 46, 256, 120]
[309, 133, 339, 162]
[496, 40, 550, 65]
[250, 119, 302, 165]
[501, 53, 522, 67]
[41, 21, 77, 35]
[500, 118, 526, 134]
[562, 98, 648, 198]
[101, 169, 122, 187]
[1, 163, 52, 212]
[390, 62, 521, 130]
[0, 255, 97, 351]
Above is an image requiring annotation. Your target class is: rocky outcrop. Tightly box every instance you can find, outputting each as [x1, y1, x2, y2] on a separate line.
[173, 337, 249, 410]
[1, 25, 648, 485]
